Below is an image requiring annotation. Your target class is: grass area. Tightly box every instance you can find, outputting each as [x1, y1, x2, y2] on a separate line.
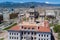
[3, 23, 17, 30]
[0, 38, 4, 40]
[53, 24, 60, 33]
[49, 23, 54, 27]
[23, 17, 26, 21]
[23, 17, 29, 21]
[52, 24, 60, 40]
[58, 33, 60, 40]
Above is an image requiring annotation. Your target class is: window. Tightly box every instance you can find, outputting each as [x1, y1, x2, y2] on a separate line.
[14, 37, 16, 39]
[21, 32, 23, 35]
[17, 33, 18, 35]
[10, 37, 11, 39]
[34, 37, 36, 39]
[17, 37, 18, 39]
[28, 28, 30, 29]
[12, 33, 13, 35]
[47, 35, 48, 37]
[38, 27, 39, 29]
[47, 39, 48, 40]
[22, 26, 23, 29]
[41, 39, 43, 40]
[32, 28, 34, 29]
[14, 33, 16, 35]
[44, 39, 45, 40]
[28, 32, 30, 34]
[39, 38, 40, 40]
[21, 37, 23, 39]
[12, 37, 13, 39]
[31, 32, 33, 35]
[41, 34, 43, 37]
[39, 34, 40, 36]
[34, 32, 36, 35]
[31, 37, 33, 40]
[10, 33, 11, 35]
[24, 32, 26, 34]
[24, 27, 26, 29]
[44, 35, 46, 37]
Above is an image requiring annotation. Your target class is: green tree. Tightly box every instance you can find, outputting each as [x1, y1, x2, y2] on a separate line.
[53, 24, 60, 33]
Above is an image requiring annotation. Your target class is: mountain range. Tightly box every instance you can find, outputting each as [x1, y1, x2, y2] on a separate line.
[0, 2, 60, 8]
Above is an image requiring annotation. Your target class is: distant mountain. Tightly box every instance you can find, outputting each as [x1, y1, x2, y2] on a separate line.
[0, 2, 60, 8]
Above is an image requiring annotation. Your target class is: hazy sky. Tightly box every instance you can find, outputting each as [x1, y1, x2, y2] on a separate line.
[0, 0, 60, 4]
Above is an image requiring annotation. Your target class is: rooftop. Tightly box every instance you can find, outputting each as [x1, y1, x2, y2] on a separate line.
[8, 20, 51, 32]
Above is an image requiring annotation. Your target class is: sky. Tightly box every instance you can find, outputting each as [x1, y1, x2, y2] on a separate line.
[0, 0, 60, 4]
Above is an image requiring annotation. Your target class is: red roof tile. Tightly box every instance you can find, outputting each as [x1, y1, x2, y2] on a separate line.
[38, 27, 50, 32]
[9, 20, 50, 32]
[9, 25, 20, 31]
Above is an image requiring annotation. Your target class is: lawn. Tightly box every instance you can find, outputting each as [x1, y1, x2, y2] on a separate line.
[3, 23, 17, 30]
[53, 24, 60, 40]
[49, 23, 54, 27]
[0, 38, 4, 40]
[58, 33, 60, 40]
[53, 24, 60, 33]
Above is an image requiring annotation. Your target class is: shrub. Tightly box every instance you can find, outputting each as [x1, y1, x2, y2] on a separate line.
[53, 24, 60, 33]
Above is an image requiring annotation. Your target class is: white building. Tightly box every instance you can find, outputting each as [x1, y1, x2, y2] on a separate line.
[46, 10, 55, 16]
[3, 11, 10, 22]
[8, 20, 51, 40]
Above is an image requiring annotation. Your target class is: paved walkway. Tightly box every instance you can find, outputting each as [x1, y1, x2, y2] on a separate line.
[0, 31, 8, 40]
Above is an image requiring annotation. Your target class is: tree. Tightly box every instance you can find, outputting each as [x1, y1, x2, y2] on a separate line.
[53, 24, 60, 33]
